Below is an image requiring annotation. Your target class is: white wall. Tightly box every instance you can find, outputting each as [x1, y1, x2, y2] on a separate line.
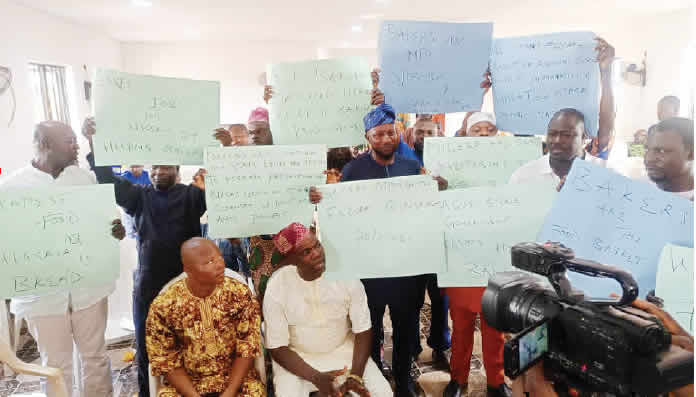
[118, 10, 692, 142]
[0, 0, 123, 178]
[121, 40, 321, 126]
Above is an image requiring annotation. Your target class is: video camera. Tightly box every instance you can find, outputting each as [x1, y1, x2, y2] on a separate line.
[481, 242, 694, 396]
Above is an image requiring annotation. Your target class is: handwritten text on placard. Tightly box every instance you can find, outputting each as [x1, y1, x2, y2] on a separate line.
[538, 160, 694, 298]
[318, 175, 445, 279]
[656, 244, 694, 332]
[424, 136, 542, 189]
[93, 69, 220, 165]
[438, 181, 556, 287]
[267, 58, 372, 148]
[205, 145, 326, 238]
[490, 32, 600, 136]
[378, 21, 493, 113]
[0, 185, 119, 298]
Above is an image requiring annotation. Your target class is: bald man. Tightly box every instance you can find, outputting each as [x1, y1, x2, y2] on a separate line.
[658, 96, 680, 121]
[214, 124, 251, 146]
[0, 120, 125, 397]
[146, 238, 265, 397]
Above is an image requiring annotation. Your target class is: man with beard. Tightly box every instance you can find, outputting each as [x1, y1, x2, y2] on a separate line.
[644, 117, 694, 199]
[308, 104, 447, 397]
[264, 223, 392, 397]
[509, 38, 617, 187]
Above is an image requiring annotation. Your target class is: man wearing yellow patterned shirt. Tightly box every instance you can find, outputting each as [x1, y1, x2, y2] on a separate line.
[146, 238, 265, 397]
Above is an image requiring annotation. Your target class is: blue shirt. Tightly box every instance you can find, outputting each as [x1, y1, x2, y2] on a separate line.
[341, 152, 422, 182]
[122, 170, 152, 186]
[396, 138, 422, 166]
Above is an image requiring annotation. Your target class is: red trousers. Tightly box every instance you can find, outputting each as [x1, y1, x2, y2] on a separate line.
[446, 287, 505, 387]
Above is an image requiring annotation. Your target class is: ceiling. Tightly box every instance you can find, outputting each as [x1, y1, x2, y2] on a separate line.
[13, 0, 694, 45]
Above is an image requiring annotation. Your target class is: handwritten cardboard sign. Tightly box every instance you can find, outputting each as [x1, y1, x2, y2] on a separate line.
[424, 136, 543, 189]
[538, 160, 694, 298]
[317, 175, 445, 279]
[267, 57, 372, 148]
[437, 181, 556, 287]
[0, 185, 119, 298]
[655, 244, 694, 332]
[490, 32, 600, 136]
[378, 20, 493, 113]
[205, 145, 326, 237]
[93, 69, 220, 165]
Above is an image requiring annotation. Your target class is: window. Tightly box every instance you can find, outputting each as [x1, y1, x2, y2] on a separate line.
[28, 63, 71, 124]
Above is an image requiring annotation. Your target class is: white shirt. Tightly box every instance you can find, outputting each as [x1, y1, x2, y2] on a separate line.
[0, 164, 116, 318]
[263, 266, 371, 354]
[509, 153, 613, 186]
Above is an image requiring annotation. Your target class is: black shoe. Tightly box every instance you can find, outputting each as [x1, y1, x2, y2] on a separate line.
[432, 349, 451, 370]
[396, 377, 425, 397]
[487, 384, 512, 397]
[442, 379, 467, 397]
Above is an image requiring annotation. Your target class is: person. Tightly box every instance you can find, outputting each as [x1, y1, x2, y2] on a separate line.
[121, 165, 152, 241]
[512, 298, 693, 397]
[309, 102, 447, 397]
[122, 165, 152, 185]
[444, 113, 513, 397]
[248, 107, 274, 146]
[214, 123, 251, 146]
[628, 129, 648, 157]
[461, 112, 512, 138]
[214, 107, 278, 300]
[412, 116, 439, 164]
[509, 38, 617, 187]
[325, 147, 354, 184]
[0, 120, 126, 397]
[658, 95, 681, 121]
[146, 238, 265, 397]
[406, 115, 453, 369]
[644, 117, 694, 199]
[83, 117, 207, 397]
[263, 223, 392, 397]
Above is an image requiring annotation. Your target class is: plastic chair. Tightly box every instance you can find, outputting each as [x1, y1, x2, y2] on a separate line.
[0, 336, 70, 397]
[148, 269, 266, 396]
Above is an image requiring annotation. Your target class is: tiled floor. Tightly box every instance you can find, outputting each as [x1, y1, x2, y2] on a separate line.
[1, 300, 495, 397]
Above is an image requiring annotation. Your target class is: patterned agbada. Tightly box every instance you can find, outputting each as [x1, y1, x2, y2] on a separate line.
[146, 277, 265, 397]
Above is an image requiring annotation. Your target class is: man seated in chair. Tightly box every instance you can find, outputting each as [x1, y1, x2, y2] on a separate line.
[146, 238, 266, 397]
[263, 223, 392, 397]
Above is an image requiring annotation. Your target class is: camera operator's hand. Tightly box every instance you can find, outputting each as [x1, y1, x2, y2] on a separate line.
[512, 362, 558, 397]
[631, 298, 693, 352]
[630, 298, 694, 397]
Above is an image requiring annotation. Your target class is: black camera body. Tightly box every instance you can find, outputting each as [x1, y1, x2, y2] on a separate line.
[481, 242, 694, 396]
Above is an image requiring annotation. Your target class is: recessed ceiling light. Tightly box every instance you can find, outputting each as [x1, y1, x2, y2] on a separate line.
[131, 0, 153, 7]
[351, 25, 363, 33]
[360, 14, 383, 20]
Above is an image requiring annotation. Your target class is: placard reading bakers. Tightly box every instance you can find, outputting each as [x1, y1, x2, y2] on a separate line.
[93, 69, 220, 165]
[267, 57, 372, 147]
[317, 175, 445, 279]
[490, 31, 600, 136]
[205, 145, 326, 238]
[538, 160, 694, 298]
[0, 185, 120, 298]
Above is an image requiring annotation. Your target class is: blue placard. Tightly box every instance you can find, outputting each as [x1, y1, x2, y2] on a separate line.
[378, 20, 493, 114]
[490, 32, 600, 136]
[537, 160, 694, 298]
